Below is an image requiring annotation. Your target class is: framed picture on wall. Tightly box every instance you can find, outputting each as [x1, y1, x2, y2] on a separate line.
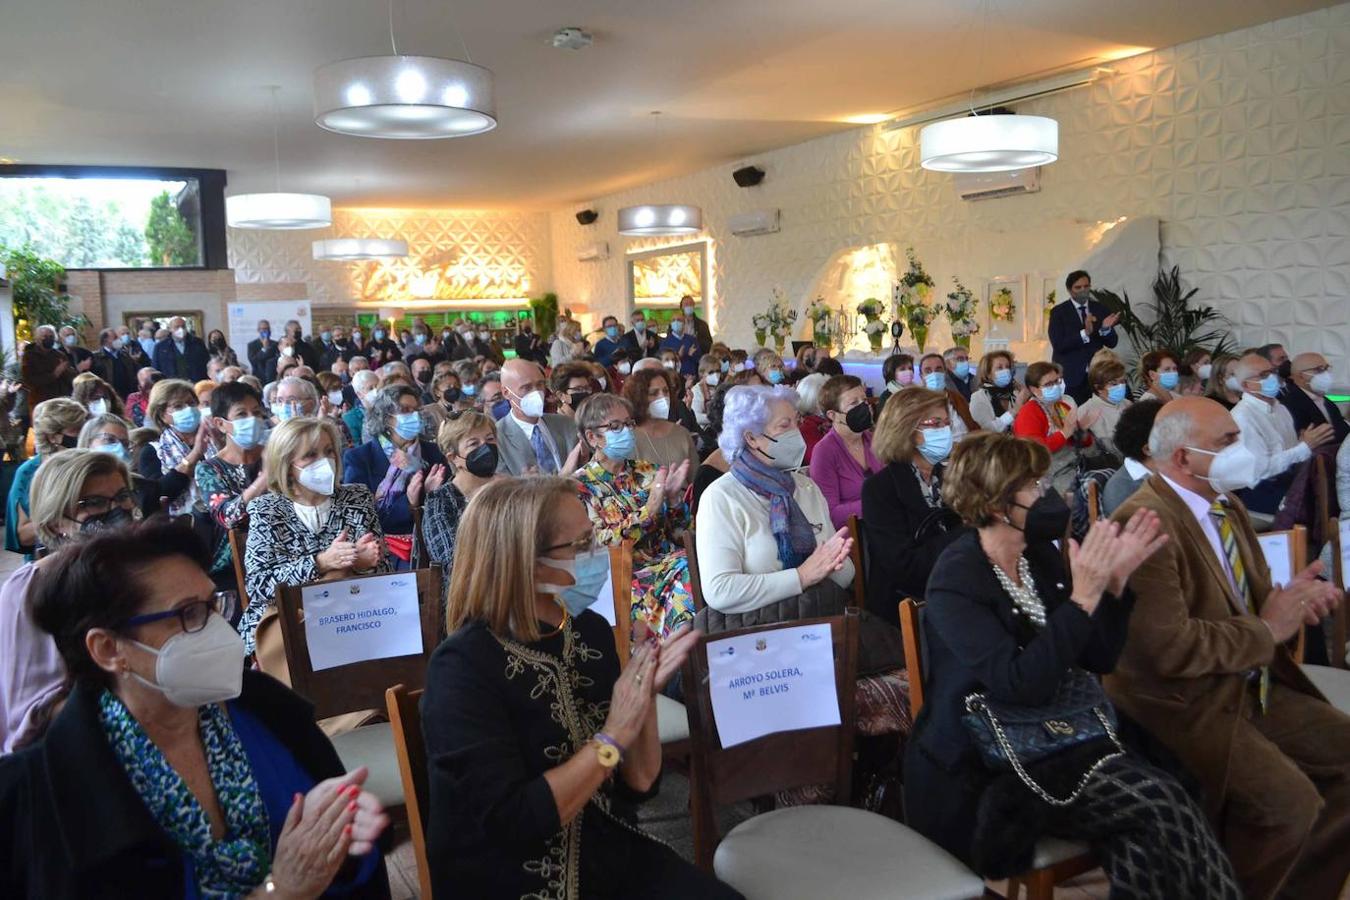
[626, 240, 708, 331]
[983, 276, 1024, 343]
[1026, 273, 1061, 342]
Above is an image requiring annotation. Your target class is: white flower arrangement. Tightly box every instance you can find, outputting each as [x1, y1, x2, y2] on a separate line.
[863, 318, 888, 336]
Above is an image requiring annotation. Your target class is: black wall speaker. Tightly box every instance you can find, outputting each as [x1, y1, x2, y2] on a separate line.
[732, 166, 765, 188]
[575, 209, 599, 225]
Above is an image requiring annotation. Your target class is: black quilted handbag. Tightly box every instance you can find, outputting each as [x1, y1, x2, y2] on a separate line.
[962, 667, 1125, 806]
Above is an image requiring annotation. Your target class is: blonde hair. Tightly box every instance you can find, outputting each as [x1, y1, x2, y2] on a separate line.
[263, 416, 343, 498]
[193, 379, 216, 401]
[30, 449, 132, 546]
[32, 398, 89, 457]
[436, 411, 496, 467]
[445, 476, 576, 643]
[872, 387, 948, 464]
[941, 431, 1050, 527]
[145, 379, 197, 431]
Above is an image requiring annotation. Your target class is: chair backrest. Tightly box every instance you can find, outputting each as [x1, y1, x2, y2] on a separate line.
[846, 514, 866, 609]
[385, 684, 432, 900]
[1086, 479, 1100, 522]
[607, 540, 635, 658]
[684, 613, 860, 869]
[227, 527, 249, 611]
[1329, 516, 1349, 670]
[682, 530, 706, 611]
[276, 567, 443, 719]
[1258, 525, 1308, 662]
[411, 506, 428, 570]
[898, 597, 926, 716]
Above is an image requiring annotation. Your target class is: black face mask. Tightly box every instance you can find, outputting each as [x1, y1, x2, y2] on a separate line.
[416, 370, 432, 384]
[1277, 359, 1292, 379]
[441, 388, 463, 405]
[462, 442, 499, 478]
[568, 391, 592, 411]
[41, 337, 56, 350]
[1012, 491, 1070, 543]
[844, 403, 873, 434]
[78, 505, 137, 534]
[59, 434, 79, 449]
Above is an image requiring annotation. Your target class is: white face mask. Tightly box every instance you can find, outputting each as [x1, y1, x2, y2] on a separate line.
[1186, 442, 1259, 493]
[173, 327, 187, 341]
[616, 361, 632, 375]
[516, 389, 546, 418]
[1224, 375, 1241, 393]
[126, 614, 244, 707]
[706, 373, 720, 387]
[1197, 363, 1213, 380]
[327, 390, 344, 406]
[648, 396, 671, 421]
[1310, 371, 1334, 395]
[88, 398, 109, 416]
[297, 457, 336, 495]
[479, 331, 490, 342]
[281, 345, 295, 358]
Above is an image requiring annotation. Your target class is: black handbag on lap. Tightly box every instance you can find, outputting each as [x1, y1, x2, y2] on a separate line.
[962, 667, 1125, 806]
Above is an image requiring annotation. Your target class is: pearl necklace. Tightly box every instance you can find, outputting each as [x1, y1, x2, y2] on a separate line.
[990, 555, 1047, 628]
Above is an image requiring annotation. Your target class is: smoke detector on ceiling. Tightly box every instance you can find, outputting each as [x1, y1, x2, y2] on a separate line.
[551, 27, 593, 51]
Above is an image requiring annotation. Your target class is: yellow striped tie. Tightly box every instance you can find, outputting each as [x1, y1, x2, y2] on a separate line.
[1210, 499, 1269, 713]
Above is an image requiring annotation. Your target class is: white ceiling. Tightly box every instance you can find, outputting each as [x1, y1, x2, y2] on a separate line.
[0, 0, 1336, 210]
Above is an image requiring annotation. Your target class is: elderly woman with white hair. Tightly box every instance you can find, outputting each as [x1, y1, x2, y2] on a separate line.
[6, 398, 88, 558]
[793, 371, 832, 466]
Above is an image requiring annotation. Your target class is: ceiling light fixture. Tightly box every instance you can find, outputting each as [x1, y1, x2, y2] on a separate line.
[313, 0, 496, 139]
[227, 87, 332, 229]
[617, 204, 703, 237]
[312, 238, 409, 261]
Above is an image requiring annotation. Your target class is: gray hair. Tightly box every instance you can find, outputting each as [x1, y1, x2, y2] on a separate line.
[1147, 408, 1196, 461]
[632, 357, 663, 373]
[77, 413, 132, 448]
[351, 369, 379, 396]
[277, 375, 319, 403]
[364, 383, 420, 442]
[576, 394, 633, 447]
[718, 385, 799, 461]
[34, 325, 56, 339]
[794, 373, 829, 415]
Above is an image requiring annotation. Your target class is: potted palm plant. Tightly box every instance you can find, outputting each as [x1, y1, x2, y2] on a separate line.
[1091, 266, 1238, 363]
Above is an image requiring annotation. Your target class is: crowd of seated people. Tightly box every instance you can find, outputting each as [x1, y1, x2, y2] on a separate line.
[0, 302, 1346, 900]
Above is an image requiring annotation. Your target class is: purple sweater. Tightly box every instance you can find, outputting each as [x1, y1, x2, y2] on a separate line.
[808, 429, 881, 530]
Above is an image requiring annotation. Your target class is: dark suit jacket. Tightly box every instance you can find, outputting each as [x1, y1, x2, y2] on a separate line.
[512, 332, 546, 365]
[1107, 476, 1322, 820]
[689, 314, 713, 353]
[904, 529, 1134, 863]
[151, 336, 209, 382]
[859, 461, 965, 626]
[0, 672, 388, 899]
[1048, 298, 1119, 389]
[247, 337, 278, 380]
[621, 329, 659, 360]
[21, 344, 74, 405]
[1281, 385, 1349, 445]
[341, 438, 446, 536]
[89, 347, 137, 398]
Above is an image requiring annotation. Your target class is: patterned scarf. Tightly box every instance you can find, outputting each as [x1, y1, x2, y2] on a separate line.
[981, 380, 1018, 416]
[375, 435, 423, 508]
[98, 691, 271, 898]
[730, 448, 817, 569]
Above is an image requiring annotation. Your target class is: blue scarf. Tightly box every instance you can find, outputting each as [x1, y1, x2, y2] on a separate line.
[730, 449, 817, 570]
[375, 435, 423, 509]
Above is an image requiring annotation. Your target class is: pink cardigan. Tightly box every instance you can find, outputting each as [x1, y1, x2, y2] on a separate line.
[808, 429, 881, 530]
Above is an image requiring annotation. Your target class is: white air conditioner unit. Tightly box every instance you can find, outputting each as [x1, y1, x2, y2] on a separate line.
[576, 241, 610, 262]
[728, 208, 781, 237]
[953, 167, 1041, 201]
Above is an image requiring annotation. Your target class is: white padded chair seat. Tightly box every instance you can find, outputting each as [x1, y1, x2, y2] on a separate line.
[1031, 836, 1092, 868]
[1302, 664, 1350, 715]
[330, 722, 405, 808]
[656, 694, 689, 744]
[714, 805, 983, 900]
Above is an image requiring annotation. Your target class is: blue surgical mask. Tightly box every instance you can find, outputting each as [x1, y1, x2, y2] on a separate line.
[953, 361, 971, 379]
[415, 333, 427, 345]
[605, 325, 619, 340]
[170, 406, 201, 433]
[93, 442, 130, 462]
[539, 548, 613, 617]
[462, 384, 477, 398]
[1258, 373, 1281, 398]
[720, 360, 730, 373]
[1158, 371, 1179, 390]
[272, 401, 303, 423]
[993, 369, 1013, 388]
[490, 398, 511, 420]
[670, 320, 685, 335]
[1107, 384, 1128, 404]
[321, 331, 332, 344]
[230, 416, 264, 450]
[374, 329, 386, 341]
[259, 329, 271, 341]
[393, 411, 423, 440]
[1040, 383, 1064, 403]
[603, 427, 636, 461]
[917, 426, 953, 464]
[923, 371, 946, 391]
[767, 369, 785, 385]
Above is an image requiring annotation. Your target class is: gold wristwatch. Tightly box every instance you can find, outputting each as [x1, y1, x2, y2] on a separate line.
[593, 732, 623, 769]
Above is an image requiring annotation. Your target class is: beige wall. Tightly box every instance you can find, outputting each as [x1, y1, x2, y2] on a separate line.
[65, 268, 236, 342]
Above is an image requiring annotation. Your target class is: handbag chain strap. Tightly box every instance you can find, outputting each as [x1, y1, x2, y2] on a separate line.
[966, 694, 1127, 808]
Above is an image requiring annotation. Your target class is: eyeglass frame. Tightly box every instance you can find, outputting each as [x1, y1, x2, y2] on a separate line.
[119, 591, 237, 633]
[73, 488, 137, 516]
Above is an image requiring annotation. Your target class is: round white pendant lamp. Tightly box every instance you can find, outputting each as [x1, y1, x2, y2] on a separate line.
[227, 192, 333, 231]
[919, 114, 1058, 173]
[617, 204, 703, 237]
[312, 238, 409, 261]
[314, 55, 496, 139]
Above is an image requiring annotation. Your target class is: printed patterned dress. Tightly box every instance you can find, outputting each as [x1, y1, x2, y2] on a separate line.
[194, 455, 259, 578]
[573, 459, 694, 639]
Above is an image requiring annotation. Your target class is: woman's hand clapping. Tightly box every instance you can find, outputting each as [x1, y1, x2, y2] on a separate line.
[263, 766, 388, 900]
[796, 527, 852, 590]
[603, 641, 659, 748]
[1106, 508, 1168, 597]
[1066, 519, 1121, 614]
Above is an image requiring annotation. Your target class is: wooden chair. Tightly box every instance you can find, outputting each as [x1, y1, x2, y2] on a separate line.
[385, 684, 432, 900]
[1085, 479, 1100, 522]
[683, 530, 706, 611]
[1327, 516, 1348, 669]
[410, 507, 428, 570]
[1258, 525, 1308, 662]
[846, 514, 866, 609]
[684, 613, 983, 899]
[227, 527, 249, 611]
[275, 567, 443, 815]
[898, 598, 1096, 900]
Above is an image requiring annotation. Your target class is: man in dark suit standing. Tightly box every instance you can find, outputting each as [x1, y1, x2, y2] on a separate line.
[512, 318, 547, 366]
[621, 310, 659, 360]
[1281, 352, 1349, 445]
[679, 295, 713, 354]
[152, 316, 210, 381]
[247, 320, 278, 380]
[1049, 269, 1120, 404]
[90, 328, 137, 398]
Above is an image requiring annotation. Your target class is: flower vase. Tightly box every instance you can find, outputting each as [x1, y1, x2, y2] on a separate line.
[813, 328, 831, 350]
[755, 329, 767, 347]
[774, 334, 786, 354]
[953, 334, 971, 350]
[868, 334, 884, 353]
[912, 324, 928, 352]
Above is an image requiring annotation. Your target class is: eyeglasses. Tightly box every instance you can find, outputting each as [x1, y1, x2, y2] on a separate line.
[1300, 365, 1331, 375]
[543, 532, 598, 556]
[120, 591, 236, 633]
[75, 489, 136, 515]
[1039, 379, 1065, 390]
[595, 418, 637, 433]
[916, 417, 952, 429]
